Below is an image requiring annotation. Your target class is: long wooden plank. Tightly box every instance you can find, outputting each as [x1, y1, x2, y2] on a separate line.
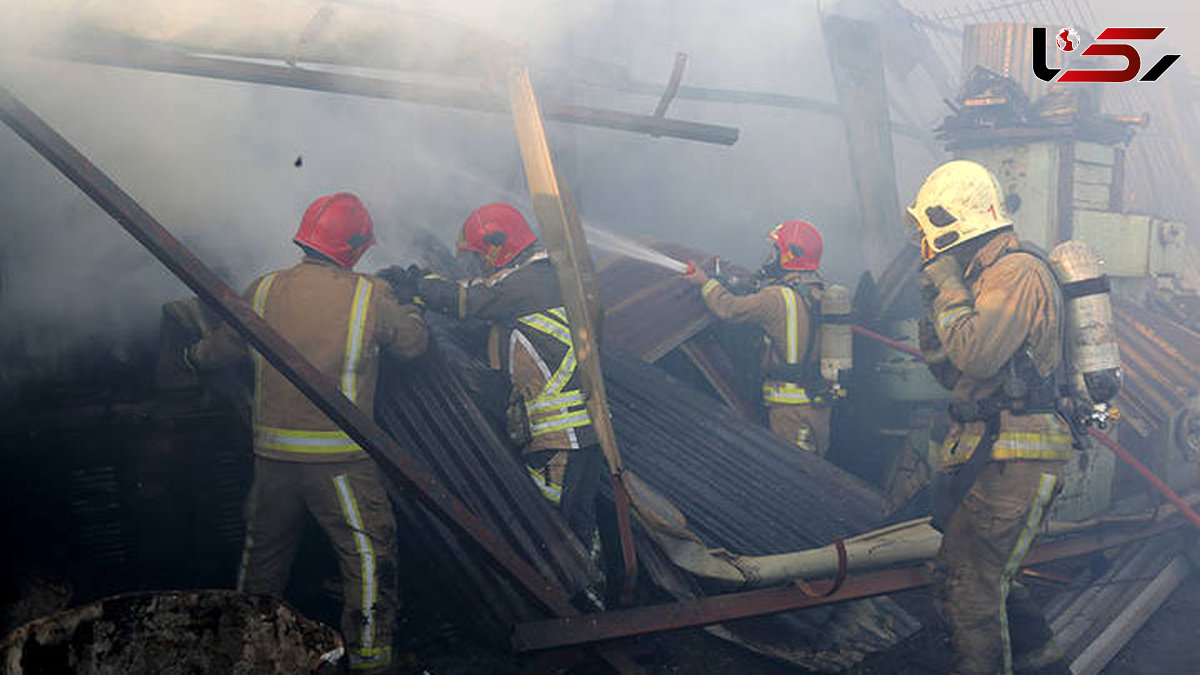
[507, 67, 640, 602]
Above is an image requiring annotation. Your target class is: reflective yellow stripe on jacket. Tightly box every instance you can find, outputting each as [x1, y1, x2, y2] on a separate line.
[762, 381, 821, 405]
[763, 286, 815, 407]
[250, 274, 373, 456]
[251, 273, 279, 423]
[255, 426, 362, 454]
[941, 413, 1073, 465]
[516, 307, 592, 439]
[527, 466, 563, 504]
[341, 278, 374, 403]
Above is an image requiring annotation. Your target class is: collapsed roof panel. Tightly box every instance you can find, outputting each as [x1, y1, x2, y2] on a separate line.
[359, 313, 915, 664]
[603, 350, 889, 552]
[597, 242, 717, 363]
[1111, 300, 1200, 438]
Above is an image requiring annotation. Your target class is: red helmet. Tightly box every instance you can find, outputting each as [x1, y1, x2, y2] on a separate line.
[293, 192, 375, 269]
[769, 220, 823, 271]
[458, 203, 537, 269]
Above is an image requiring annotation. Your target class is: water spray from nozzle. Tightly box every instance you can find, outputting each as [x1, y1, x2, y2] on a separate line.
[583, 225, 688, 273]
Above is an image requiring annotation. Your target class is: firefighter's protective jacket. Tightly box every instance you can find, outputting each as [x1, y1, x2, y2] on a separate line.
[191, 256, 427, 462]
[700, 273, 822, 407]
[923, 231, 1072, 468]
[418, 249, 599, 455]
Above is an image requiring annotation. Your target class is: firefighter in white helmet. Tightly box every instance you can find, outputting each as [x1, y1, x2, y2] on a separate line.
[911, 160, 1071, 674]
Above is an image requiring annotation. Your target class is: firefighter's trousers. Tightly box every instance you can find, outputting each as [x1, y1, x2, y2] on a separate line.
[239, 457, 397, 672]
[767, 404, 831, 455]
[528, 445, 605, 546]
[934, 459, 1065, 675]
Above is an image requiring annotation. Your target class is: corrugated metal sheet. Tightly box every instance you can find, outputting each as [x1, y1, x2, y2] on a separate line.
[597, 242, 731, 363]
[366, 318, 916, 662]
[600, 351, 917, 670]
[374, 320, 598, 641]
[1112, 300, 1200, 437]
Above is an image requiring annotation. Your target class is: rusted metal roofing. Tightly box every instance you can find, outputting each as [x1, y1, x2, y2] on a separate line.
[368, 319, 916, 664]
[1112, 300, 1200, 438]
[596, 242, 725, 363]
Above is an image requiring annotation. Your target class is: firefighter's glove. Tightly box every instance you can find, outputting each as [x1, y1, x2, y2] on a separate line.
[921, 254, 964, 292]
[683, 260, 709, 286]
[378, 264, 425, 308]
[917, 315, 941, 357]
[921, 254, 971, 309]
[918, 316, 960, 389]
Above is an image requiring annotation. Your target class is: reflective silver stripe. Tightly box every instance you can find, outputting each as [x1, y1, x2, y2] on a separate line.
[999, 472, 1057, 675]
[251, 273, 279, 423]
[527, 466, 563, 504]
[530, 410, 592, 435]
[937, 305, 971, 332]
[544, 350, 577, 396]
[780, 286, 800, 364]
[342, 278, 374, 403]
[511, 330, 580, 448]
[255, 426, 362, 454]
[519, 312, 573, 346]
[515, 309, 588, 447]
[333, 474, 377, 651]
[527, 391, 586, 412]
[702, 279, 721, 297]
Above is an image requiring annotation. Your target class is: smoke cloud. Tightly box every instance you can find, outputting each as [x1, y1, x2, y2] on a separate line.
[0, 0, 1195, 381]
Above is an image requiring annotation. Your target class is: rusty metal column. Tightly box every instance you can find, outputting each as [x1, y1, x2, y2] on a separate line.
[507, 67, 640, 604]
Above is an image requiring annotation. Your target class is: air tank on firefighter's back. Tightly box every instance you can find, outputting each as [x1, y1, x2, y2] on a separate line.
[820, 283, 852, 397]
[1047, 241, 1122, 406]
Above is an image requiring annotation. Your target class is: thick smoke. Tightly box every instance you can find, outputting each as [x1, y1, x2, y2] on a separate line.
[0, 0, 1195, 377]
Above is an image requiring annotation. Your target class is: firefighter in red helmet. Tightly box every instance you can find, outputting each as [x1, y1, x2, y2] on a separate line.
[685, 221, 832, 454]
[185, 192, 427, 673]
[403, 203, 606, 554]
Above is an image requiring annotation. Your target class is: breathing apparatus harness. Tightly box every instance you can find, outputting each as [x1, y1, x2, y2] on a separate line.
[944, 246, 1115, 447]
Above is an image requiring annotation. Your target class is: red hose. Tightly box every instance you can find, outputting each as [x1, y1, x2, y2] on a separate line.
[853, 323, 1200, 534]
[1087, 428, 1200, 534]
[852, 325, 924, 359]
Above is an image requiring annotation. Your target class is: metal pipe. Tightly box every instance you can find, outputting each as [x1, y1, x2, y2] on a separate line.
[0, 82, 575, 619]
[48, 40, 739, 145]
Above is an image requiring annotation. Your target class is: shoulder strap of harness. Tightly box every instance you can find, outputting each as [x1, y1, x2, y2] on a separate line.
[950, 243, 1065, 423]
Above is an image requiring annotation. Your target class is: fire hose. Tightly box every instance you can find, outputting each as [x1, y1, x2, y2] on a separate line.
[852, 324, 1200, 534]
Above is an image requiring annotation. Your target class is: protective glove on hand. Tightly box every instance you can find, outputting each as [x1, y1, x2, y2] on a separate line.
[377, 264, 427, 307]
[917, 315, 941, 356]
[683, 260, 709, 286]
[921, 254, 964, 293]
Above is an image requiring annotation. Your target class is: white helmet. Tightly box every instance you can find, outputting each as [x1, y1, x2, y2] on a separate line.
[907, 160, 1012, 262]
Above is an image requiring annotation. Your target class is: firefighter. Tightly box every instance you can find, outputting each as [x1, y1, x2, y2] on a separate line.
[684, 221, 831, 455]
[911, 160, 1071, 675]
[185, 192, 427, 673]
[403, 202, 605, 549]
